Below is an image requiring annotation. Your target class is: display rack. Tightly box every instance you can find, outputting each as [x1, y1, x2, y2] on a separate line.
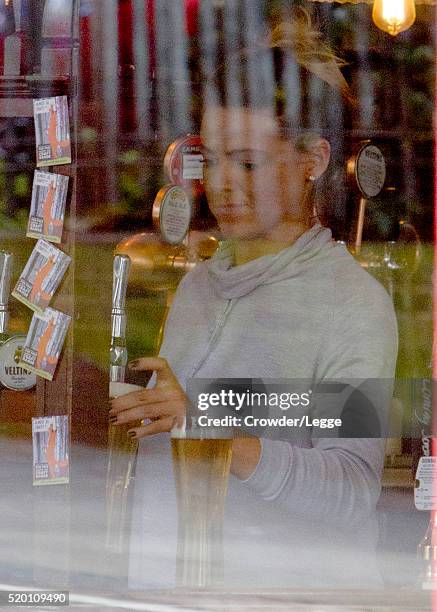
[0, 1, 79, 421]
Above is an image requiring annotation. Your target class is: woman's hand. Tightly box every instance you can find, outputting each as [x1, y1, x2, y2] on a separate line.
[108, 356, 262, 480]
[108, 357, 188, 439]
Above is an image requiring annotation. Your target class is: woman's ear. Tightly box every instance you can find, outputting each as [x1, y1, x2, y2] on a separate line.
[305, 137, 331, 180]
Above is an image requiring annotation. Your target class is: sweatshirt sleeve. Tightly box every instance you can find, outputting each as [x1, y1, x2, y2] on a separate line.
[242, 271, 398, 523]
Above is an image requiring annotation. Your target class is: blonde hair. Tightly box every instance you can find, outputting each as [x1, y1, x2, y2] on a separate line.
[204, 6, 354, 127]
[267, 9, 349, 95]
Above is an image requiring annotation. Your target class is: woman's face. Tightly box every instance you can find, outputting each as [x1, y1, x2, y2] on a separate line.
[200, 106, 312, 240]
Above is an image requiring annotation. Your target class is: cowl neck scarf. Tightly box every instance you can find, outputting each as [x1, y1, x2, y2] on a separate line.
[206, 224, 334, 299]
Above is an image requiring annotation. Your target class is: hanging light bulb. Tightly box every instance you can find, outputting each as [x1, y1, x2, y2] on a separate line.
[309, 0, 433, 37]
[372, 0, 416, 35]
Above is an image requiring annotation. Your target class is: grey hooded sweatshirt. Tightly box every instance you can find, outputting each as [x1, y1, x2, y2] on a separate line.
[129, 224, 398, 588]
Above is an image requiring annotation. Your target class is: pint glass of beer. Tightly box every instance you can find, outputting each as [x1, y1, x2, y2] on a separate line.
[171, 418, 233, 587]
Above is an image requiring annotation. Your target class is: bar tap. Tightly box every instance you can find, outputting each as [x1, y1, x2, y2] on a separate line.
[106, 253, 139, 556]
[109, 254, 130, 387]
[0, 250, 36, 391]
[0, 250, 12, 345]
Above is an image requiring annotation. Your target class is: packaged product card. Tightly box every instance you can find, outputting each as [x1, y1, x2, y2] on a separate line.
[33, 96, 71, 167]
[19, 308, 71, 381]
[414, 456, 437, 511]
[12, 240, 71, 313]
[32, 415, 69, 486]
[26, 170, 69, 243]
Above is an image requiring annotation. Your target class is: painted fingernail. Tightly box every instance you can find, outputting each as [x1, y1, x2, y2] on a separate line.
[127, 430, 136, 438]
[109, 416, 117, 424]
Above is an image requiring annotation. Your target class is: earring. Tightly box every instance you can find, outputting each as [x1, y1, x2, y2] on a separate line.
[308, 175, 316, 182]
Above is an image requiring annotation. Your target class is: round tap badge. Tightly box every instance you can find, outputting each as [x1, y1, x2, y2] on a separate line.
[355, 144, 386, 198]
[163, 135, 204, 187]
[0, 335, 36, 391]
[152, 185, 192, 245]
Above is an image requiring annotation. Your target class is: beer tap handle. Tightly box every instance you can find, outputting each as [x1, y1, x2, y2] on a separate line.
[112, 254, 130, 314]
[0, 251, 13, 337]
[110, 254, 131, 383]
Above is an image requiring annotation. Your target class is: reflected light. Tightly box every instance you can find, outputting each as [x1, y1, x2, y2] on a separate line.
[372, 0, 416, 35]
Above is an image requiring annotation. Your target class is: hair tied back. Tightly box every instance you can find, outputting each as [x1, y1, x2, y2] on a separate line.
[266, 8, 349, 94]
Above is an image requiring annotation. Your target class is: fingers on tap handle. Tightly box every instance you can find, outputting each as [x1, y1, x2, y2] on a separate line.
[129, 357, 167, 370]
[128, 357, 177, 381]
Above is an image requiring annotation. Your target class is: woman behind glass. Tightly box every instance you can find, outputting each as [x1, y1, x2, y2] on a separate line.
[110, 11, 398, 588]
